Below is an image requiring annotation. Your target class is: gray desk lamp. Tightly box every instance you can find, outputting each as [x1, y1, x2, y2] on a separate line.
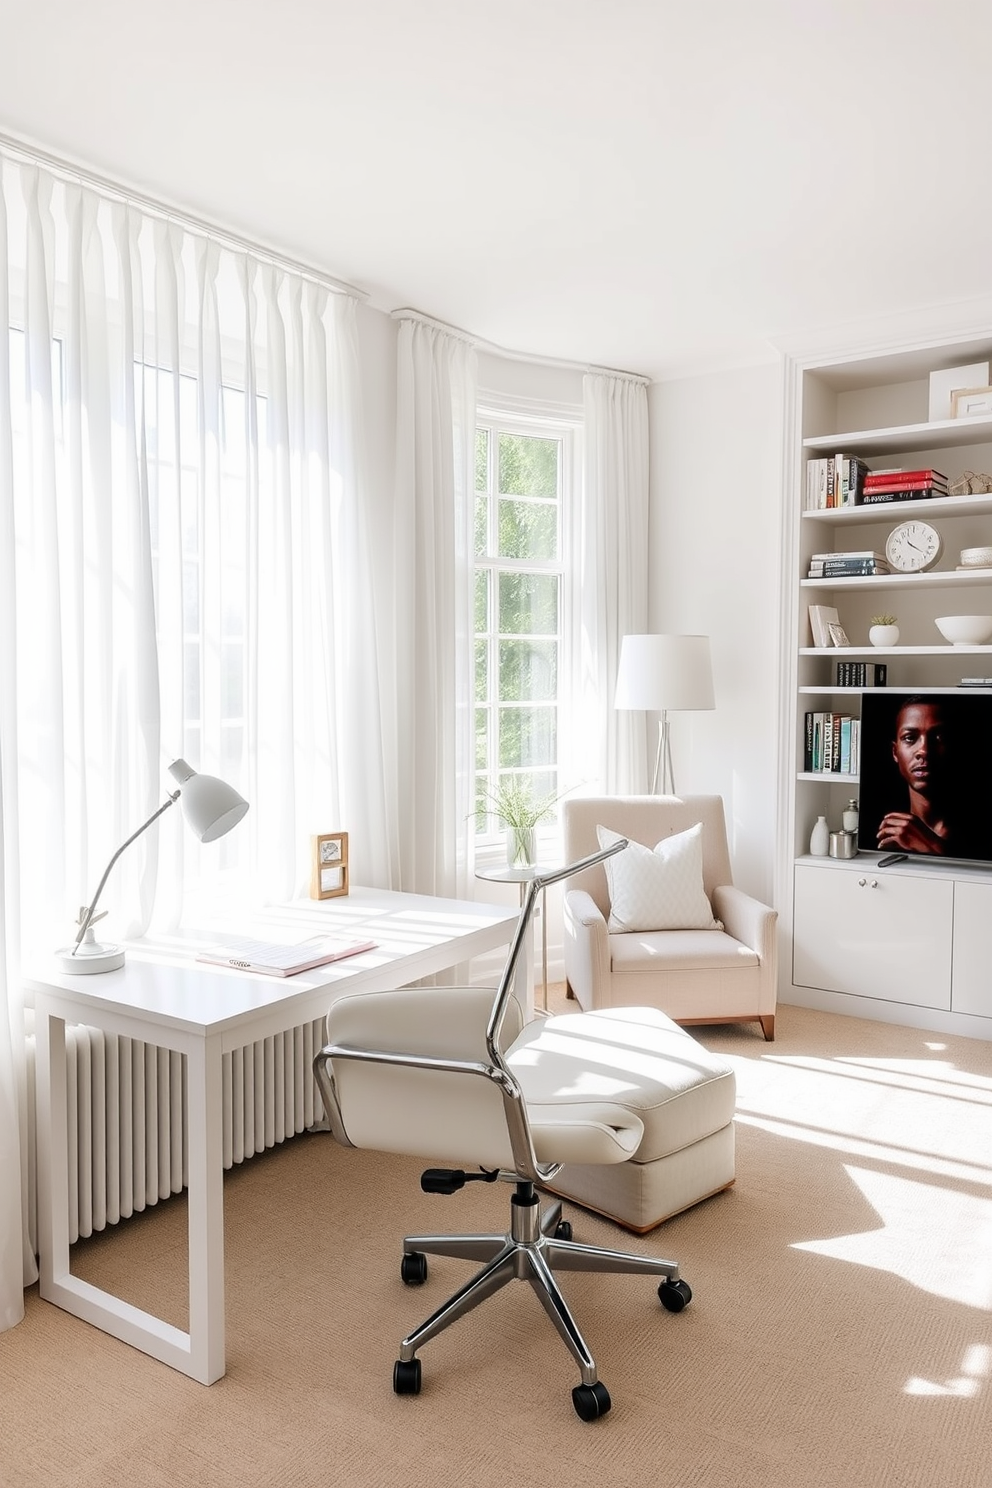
[57, 758, 249, 974]
[614, 634, 715, 794]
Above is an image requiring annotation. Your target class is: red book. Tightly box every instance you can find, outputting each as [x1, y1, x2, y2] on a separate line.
[864, 468, 946, 487]
[861, 478, 947, 494]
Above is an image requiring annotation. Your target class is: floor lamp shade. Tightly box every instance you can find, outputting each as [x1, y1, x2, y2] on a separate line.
[614, 634, 715, 792]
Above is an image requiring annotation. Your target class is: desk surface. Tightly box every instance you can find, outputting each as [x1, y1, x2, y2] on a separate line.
[25, 886, 519, 1043]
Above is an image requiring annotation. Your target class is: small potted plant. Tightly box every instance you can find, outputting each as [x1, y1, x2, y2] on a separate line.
[868, 613, 899, 647]
[480, 778, 563, 868]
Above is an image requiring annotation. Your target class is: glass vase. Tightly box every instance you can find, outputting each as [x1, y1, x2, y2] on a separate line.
[506, 826, 537, 869]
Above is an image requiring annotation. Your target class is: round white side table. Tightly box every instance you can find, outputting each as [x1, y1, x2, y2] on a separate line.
[474, 863, 562, 1012]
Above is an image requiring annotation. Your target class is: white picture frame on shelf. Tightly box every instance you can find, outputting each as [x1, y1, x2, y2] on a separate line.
[808, 604, 840, 649]
[828, 623, 850, 647]
[950, 386, 992, 420]
[928, 362, 990, 421]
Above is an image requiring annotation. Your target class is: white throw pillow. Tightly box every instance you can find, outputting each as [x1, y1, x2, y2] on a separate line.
[597, 823, 722, 932]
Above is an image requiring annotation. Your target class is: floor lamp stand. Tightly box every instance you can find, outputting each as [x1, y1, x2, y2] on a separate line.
[651, 711, 676, 795]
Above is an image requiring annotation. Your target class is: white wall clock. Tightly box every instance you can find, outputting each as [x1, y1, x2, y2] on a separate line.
[885, 519, 943, 574]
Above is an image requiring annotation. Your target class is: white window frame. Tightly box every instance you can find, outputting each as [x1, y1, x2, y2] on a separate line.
[473, 394, 581, 865]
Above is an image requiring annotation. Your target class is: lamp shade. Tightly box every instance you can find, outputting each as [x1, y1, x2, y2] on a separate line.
[614, 634, 715, 713]
[169, 758, 250, 842]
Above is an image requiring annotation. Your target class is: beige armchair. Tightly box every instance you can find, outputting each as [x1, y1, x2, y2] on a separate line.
[562, 795, 778, 1040]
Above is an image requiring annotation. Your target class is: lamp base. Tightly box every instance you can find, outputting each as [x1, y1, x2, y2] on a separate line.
[56, 941, 126, 975]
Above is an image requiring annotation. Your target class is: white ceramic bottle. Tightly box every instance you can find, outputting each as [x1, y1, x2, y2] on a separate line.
[809, 815, 829, 856]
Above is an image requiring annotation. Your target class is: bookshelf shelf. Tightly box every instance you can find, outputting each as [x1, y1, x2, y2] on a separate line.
[783, 333, 992, 1035]
[802, 570, 992, 594]
[803, 413, 992, 456]
[802, 491, 992, 524]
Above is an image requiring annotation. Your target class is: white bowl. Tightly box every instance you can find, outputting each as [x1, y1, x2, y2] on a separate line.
[935, 614, 992, 645]
[960, 545, 992, 566]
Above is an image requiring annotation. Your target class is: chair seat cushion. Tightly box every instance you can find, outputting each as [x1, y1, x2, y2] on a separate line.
[507, 1006, 736, 1166]
[609, 928, 760, 974]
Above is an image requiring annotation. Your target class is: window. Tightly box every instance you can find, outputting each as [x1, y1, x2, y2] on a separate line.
[474, 412, 572, 843]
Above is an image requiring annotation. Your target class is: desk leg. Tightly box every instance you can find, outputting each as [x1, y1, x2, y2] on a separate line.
[34, 997, 225, 1384]
[35, 1006, 71, 1297]
[185, 1036, 226, 1384]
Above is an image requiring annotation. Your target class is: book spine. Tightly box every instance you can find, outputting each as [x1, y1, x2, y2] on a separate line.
[851, 717, 860, 775]
[812, 561, 889, 575]
[840, 716, 852, 775]
[831, 713, 842, 772]
[826, 460, 836, 509]
[804, 711, 813, 771]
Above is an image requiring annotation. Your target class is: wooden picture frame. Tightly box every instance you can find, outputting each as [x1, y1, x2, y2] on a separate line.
[310, 832, 349, 899]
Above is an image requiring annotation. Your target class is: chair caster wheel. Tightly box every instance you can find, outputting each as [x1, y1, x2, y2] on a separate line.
[401, 1251, 428, 1285]
[658, 1278, 692, 1312]
[572, 1380, 611, 1421]
[554, 1220, 573, 1241]
[393, 1358, 422, 1395]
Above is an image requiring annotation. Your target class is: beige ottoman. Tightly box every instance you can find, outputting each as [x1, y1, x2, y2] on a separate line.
[510, 1005, 736, 1234]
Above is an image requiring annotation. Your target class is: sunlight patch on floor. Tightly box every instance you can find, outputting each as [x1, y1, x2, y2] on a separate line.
[905, 1343, 990, 1397]
[793, 1166, 992, 1310]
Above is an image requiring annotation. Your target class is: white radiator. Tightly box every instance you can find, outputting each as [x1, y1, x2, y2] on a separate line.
[25, 1016, 327, 1249]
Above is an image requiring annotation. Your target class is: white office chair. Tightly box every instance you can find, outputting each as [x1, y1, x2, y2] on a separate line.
[313, 844, 694, 1423]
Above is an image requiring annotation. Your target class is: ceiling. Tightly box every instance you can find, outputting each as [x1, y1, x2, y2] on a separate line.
[2, 0, 990, 381]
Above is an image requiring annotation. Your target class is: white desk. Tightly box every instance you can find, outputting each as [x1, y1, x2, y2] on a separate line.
[26, 887, 524, 1385]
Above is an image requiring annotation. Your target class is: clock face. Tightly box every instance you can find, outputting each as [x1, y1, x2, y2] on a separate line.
[885, 520, 943, 573]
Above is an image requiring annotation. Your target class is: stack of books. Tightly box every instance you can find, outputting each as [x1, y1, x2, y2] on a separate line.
[856, 467, 948, 505]
[804, 453, 871, 510]
[804, 710, 860, 775]
[808, 549, 891, 578]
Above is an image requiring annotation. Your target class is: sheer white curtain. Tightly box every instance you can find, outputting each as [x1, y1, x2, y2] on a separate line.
[0, 149, 385, 1327]
[568, 371, 651, 793]
[390, 315, 477, 896]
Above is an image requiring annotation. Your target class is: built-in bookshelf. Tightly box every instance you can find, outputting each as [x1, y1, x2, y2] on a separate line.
[779, 333, 992, 1038]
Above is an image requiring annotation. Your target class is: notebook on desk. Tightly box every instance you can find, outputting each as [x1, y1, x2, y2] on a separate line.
[196, 934, 377, 977]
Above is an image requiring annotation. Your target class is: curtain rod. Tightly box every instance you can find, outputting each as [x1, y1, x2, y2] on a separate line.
[391, 307, 652, 385]
[0, 130, 367, 302]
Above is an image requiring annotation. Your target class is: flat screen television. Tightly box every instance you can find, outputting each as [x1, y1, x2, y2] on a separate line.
[857, 690, 992, 866]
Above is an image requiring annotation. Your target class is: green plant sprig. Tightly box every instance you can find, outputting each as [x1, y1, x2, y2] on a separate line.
[870, 613, 897, 627]
[478, 778, 565, 831]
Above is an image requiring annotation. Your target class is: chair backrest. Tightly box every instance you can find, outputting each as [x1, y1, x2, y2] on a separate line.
[562, 795, 733, 920]
[315, 839, 629, 1181]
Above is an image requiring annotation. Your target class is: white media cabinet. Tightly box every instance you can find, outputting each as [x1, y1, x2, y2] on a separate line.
[779, 324, 992, 1038]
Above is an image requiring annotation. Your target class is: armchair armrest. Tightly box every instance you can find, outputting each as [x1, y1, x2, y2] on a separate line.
[712, 884, 778, 964]
[562, 888, 612, 1009]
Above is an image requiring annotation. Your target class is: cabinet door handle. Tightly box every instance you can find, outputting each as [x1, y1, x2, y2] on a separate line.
[858, 878, 866, 887]
[870, 879, 878, 888]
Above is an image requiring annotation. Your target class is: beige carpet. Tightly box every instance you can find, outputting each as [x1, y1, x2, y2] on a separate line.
[2, 999, 992, 1488]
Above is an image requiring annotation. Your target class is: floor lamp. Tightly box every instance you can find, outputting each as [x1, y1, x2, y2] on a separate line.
[614, 634, 715, 794]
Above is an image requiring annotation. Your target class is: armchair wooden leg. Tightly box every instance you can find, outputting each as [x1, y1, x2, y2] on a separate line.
[565, 981, 576, 1000]
[759, 1014, 775, 1041]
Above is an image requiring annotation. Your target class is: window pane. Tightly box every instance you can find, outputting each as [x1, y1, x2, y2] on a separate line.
[474, 570, 488, 632]
[474, 493, 488, 557]
[498, 433, 558, 498]
[498, 573, 558, 636]
[475, 638, 488, 703]
[475, 428, 489, 491]
[499, 706, 556, 768]
[499, 639, 557, 701]
[498, 497, 557, 560]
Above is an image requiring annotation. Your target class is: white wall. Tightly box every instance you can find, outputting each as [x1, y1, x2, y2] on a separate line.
[648, 361, 784, 904]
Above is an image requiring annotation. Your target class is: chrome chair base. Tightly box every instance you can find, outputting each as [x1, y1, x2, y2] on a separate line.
[396, 1181, 687, 1402]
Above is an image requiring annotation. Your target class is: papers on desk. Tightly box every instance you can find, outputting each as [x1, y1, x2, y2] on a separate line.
[196, 934, 377, 977]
